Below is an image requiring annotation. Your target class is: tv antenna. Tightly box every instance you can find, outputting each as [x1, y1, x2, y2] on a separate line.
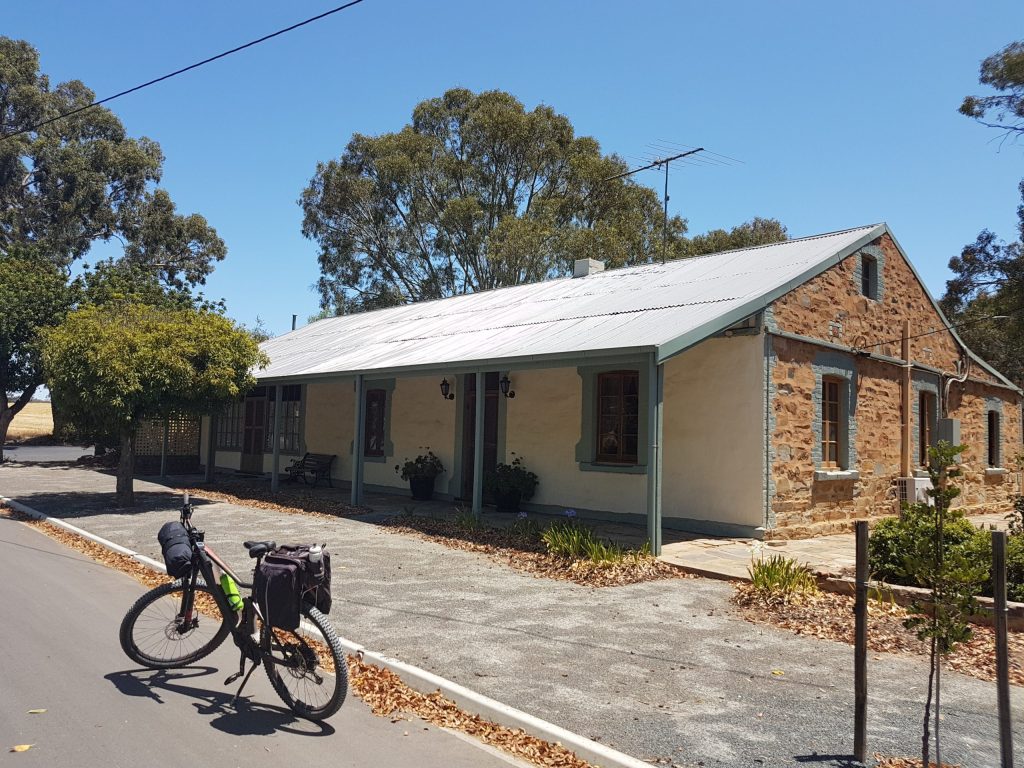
[605, 148, 704, 264]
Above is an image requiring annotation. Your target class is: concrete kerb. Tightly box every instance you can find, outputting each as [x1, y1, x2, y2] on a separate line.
[0, 495, 651, 768]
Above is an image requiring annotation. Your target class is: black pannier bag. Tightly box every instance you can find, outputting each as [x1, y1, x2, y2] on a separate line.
[254, 544, 331, 631]
[158, 521, 193, 578]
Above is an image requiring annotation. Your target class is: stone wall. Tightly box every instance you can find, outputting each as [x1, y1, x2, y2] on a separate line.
[767, 233, 1022, 538]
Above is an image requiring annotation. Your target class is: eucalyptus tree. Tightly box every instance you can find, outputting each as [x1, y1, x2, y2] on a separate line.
[301, 87, 786, 313]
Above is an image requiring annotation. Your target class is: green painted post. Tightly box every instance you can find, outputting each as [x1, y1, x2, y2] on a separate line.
[352, 374, 365, 505]
[159, 417, 169, 479]
[472, 371, 485, 517]
[270, 384, 282, 492]
[646, 356, 663, 555]
[204, 413, 217, 483]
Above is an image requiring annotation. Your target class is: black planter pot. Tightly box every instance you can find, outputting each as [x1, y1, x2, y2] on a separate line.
[409, 475, 436, 501]
[493, 489, 522, 514]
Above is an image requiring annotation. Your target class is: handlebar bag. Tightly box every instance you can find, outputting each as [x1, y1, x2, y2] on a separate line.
[157, 521, 193, 578]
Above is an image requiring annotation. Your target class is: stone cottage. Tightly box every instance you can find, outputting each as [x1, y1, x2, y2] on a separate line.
[199, 223, 1022, 552]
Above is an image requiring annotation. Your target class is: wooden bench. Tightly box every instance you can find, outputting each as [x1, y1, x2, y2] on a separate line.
[284, 453, 336, 487]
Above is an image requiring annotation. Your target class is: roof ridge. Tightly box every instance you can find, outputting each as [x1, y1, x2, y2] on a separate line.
[293, 223, 884, 333]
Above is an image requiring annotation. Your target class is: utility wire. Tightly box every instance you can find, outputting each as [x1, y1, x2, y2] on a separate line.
[1, 0, 367, 142]
[850, 306, 1023, 352]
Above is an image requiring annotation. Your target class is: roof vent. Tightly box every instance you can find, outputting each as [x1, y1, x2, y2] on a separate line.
[573, 258, 605, 278]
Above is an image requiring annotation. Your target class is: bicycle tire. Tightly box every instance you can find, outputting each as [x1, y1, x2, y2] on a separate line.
[263, 605, 348, 721]
[119, 580, 232, 669]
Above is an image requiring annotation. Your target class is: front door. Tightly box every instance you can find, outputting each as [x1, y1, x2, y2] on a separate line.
[461, 373, 499, 501]
[240, 388, 267, 474]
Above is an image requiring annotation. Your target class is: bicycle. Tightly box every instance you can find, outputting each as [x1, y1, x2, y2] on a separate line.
[118, 495, 348, 720]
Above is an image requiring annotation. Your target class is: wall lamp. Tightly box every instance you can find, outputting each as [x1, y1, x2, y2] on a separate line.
[499, 375, 515, 399]
[439, 378, 455, 400]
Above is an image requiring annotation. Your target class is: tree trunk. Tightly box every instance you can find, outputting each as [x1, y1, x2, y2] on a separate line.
[922, 635, 936, 767]
[115, 427, 136, 507]
[0, 385, 38, 463]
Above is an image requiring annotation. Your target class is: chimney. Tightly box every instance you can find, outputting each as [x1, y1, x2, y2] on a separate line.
[573, 258, 605, 278]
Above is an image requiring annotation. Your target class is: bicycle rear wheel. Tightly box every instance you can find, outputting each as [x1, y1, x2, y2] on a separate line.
[262, 606, 348, 721]
[119, 580, 232, 668]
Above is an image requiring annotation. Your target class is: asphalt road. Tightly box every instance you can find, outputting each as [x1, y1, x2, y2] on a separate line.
[1, 444, 92, 463]
[0, 516, 523, 768]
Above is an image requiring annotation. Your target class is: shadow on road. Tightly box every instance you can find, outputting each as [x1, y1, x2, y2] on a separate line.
[106, 668, 335, 737]
[4, 488, 216, 518]
[792, 754, 860, 767]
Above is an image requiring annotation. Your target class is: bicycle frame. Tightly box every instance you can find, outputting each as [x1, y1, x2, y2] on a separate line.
[175, 504, 264, 660]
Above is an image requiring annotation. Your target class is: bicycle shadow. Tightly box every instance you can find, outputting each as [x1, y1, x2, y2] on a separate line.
[106, 668, 335, 737]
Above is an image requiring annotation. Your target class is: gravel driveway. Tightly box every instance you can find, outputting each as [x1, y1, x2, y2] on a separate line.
[2, 464, 1020, 767]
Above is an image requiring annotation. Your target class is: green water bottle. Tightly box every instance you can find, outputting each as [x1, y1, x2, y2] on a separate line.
[220, 573, 243, 612]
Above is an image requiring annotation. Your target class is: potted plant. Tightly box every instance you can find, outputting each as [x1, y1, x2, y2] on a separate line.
[395, 448, 445, 500]
[485, 454, 539, 513]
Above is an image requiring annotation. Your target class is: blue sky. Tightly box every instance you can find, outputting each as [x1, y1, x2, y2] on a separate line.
[7, 1, 1024, 335]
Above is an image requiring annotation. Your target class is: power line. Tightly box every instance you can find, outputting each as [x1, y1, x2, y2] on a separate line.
[1, 0, 367, 142]
[850, 307, 1023, 353]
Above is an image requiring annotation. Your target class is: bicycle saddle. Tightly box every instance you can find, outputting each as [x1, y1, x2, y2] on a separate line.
[243, 540, 277, 558]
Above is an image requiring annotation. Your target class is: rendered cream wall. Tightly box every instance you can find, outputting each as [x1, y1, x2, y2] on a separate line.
[292, 379, 354, 481]
[504, 366, 646, 514]
[661, 335, 765, 527]
[362, 374, 458, 491]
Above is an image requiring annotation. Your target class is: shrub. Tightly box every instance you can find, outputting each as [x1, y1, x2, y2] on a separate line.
[453, 506, 482, 532]
[394, 448, 444, 480]
[746, 555, 818, 605]
[484, 454, 539, 500]
[542, 520, 591, 559]
[508, 512, 542, 540]
[869, 505, 979, 586]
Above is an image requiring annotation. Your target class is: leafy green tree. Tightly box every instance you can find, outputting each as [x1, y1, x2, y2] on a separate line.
[960, 40, 1024, 137]
[0, 37, 225, 278]
[900, 442, 986, 768]
[940, 180, 1024, 386]
[0, 247, 71, 458]
[41, 304, 267, 505]
[1, 36, 229, 443]
[301, 87, 786, 313]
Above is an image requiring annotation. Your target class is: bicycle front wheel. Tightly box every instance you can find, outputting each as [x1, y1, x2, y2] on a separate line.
[119, 580, 232, 668]
[263, 606, 348, 721]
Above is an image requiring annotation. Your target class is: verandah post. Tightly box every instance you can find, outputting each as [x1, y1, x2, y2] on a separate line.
[472, 370, 485, 518]
[270, 384, 282, 492]
[352, 374, 365, 505]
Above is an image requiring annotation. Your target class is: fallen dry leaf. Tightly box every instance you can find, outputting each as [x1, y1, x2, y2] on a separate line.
[26, 709, 46, 714]
[10, 745, 33, 753]
[1, 504, 605, 768]
[734, 585, 1023, 688]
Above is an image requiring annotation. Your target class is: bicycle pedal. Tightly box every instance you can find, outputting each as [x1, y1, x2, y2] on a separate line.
[224, 671, 243, 685]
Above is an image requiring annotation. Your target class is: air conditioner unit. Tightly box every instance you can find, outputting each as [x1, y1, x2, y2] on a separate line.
[896, 476, 933, 509]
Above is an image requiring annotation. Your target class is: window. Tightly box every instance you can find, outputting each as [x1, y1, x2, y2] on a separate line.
[595, 371, 639, 464]
[988, 410, 1001, 467]
[216, 400, 244, 450]
[364, 389, 386, 457]
[265, 385, 302, 454]
[821, 378, 842, 468]
[861, 255, 878, 299]
[918, 391, 936, 467]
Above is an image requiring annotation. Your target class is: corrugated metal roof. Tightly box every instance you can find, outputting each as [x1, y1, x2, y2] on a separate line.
[258, 224, 884, 380]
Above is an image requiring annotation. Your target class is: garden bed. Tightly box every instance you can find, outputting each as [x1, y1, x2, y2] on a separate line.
[381, 515, 687, 587]
[176, 477, 373, 520]
[733, 585, 1024, 687]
